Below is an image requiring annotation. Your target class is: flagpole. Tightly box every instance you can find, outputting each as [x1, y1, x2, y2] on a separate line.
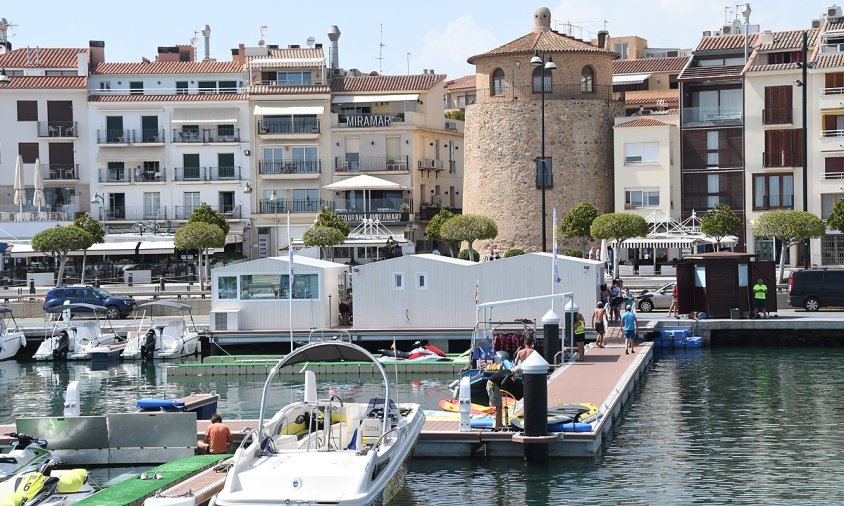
[551, 208, 557, 311]
[287, 210, 294, 354]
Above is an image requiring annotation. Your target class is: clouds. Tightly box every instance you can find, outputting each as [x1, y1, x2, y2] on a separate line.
[410, 15, 500, 79]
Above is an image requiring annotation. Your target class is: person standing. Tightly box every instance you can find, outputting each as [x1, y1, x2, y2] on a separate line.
[573, 313, 586, 361]
[200, 413, 232, 454]
[667, 283, 679, 318]
[609, 280, 622, 323]
[592, 302, 607, 348]
[621, 305, 638, 355]
[753, 278, 769, 318]
[588, 247, 596, 260]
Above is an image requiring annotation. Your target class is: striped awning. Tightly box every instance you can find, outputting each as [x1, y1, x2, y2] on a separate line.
[622, 235, 738, 249]
[612, 73, 652, 86]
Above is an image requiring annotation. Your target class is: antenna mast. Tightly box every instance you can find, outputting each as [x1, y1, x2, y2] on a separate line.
[377, 24, 386, 74]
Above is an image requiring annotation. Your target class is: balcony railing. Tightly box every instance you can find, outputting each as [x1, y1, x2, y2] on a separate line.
[822, 87, 844, 96]
[418, 205, 462, 221]
[762, 108, 793, 125]
[257, 119, 320, 135]
[682, 107, 743, 125]
[97, 129, 136, 144]
[257, 199, 329, 214]
[100, 206, 168, 221]
[206, 127, 241, 143]
[135, 167, 166, 182]
[37, 121, 78, 138]
[822, 170, 844, 180]
[822, 129, 844, 138]
[172, 130, 203, 143]
[335, 155, 410, 172]
[138, 129, 166, 143]
[173, 166, 242, 181]
[258, 160, 321, 175]
[763, 151, 799, 167]
[174, 204, 241, 220]
[98, 167, 167, 183]
[98, 167, 131, 183]
[41, 163, 79, 180]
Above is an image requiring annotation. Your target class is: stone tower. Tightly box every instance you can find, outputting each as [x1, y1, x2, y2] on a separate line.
[463, 6, 623, 252]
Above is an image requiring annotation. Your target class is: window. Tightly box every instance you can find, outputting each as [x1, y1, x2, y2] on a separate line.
[198, 81, 216, 94]
[822, 193, 844, 218]
[262, 147, 284, 174]
[17, 101, 37, 121]
[416, 272, 428, 290]
[768, 51, 802, 64]
[763, 86, 793, 124]
[183, 192, 200, 215]
[344, 137, 360, 171]
[532, 66, 551, 93]
[581, 66, 595, 93]
[276, 71, 312, 86]
[282, 273, 319, 299]
[624, 187, 660, 208]
[129, 81, 143, 95]
[219, 81, 237, 93]
[695, 265, 706, 287]
[143, 192, 160, 219]
[826, 157, 844, 180]
[98, 82, 111, 92]
[706, 131, 719, 167]
[623, 142, 659, 165]
[291, 146, 318, 173]
[753, 174, 793, 210]
[239, 274, 281, 299]
[615, 42, 629, 59]
[707, 174, 720, 208]
[218, 153, 235, 179]
[823, 113, 844, 136]
[292, 188, 319, 212]
[393, 272, 405, 290]
[668, 74, 679, 90]
[822, 235, 844, 265]
[491, 68, 505, 96]
[764, 129, 802, 167]
[176, 81, 188, 94]
[18, 143, 39, 163]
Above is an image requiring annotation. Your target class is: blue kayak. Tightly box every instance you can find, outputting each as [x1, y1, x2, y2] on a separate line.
[136, 399, 186, 411]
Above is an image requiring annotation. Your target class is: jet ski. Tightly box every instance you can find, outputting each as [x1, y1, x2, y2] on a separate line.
[0, 433, 52, 484]
[378, 341, 448, 362]
[0, 458, 97, 506]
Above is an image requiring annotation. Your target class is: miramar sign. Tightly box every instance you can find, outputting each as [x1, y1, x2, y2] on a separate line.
[346, 115, 393, 127]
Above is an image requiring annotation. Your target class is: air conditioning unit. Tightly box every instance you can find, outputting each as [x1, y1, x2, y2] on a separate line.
[829, 5, 843, 18]
[445, 120, 457, 130]
[418, 159, 436, 169]
[721, 25, 733, 35]
[430, 160, 441, 170]
[702, 30, 712, 37]
[812, 18, 824, 28]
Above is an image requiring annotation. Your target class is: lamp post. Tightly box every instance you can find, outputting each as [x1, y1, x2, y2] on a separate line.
[530, 50, 556, 252]
[796, 31, 815, 269]
[269, 190, 279, 256]
[90, 192, 106, 234]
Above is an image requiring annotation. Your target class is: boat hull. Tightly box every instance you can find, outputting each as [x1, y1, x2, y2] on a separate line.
[0, 332, 25, 361]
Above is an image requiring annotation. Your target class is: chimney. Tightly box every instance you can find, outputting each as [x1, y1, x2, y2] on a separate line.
[201, 24, 212, 62]
[533, 6, 552, 33]
[597, 30, 609, 49]
[89, 41, 105, 67]
[327, 25, 341, 71]
[76, 52, 88, 76]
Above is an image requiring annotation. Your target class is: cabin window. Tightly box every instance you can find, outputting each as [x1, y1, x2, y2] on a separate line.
[239, 274, 281, 300]
[218, 276, 237, 299]
[281, 273, 319, 300]
[416, 272, 427, 290]
[694, 266, 706, 287]
[393, 273, 405, 290]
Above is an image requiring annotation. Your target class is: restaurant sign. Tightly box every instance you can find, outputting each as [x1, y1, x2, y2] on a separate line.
[346, 115, 392, 127]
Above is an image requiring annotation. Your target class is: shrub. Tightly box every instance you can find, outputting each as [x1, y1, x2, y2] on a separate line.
[503, 248, 525, 257]
[563, 248, 582, 258]
[458, 248, 480, 261]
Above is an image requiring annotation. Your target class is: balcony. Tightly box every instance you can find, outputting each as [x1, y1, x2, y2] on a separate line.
[41, 163, 79, 180]
[97, 129, 136, 144]
[257, 119, 320, 135]
[173, 166, 242, 182]
[258, 160, 321, 175]
[206, 127, 241, 143]
[137, 129, 166, 143]
[418, 204, 461, 221]
[762, 108, 793, 125]
[98, 167, 167, 183]
[820, 129, 844, 152]
[763, 151, 799, 167]
[100, 206, 168, 221]
[257, 199, 328, 214]
[172, 130, 204, 143]
[37, 121, 78, 138]
[335, 155, 410, 173]
[98, 167, 131, 183]
[174, 204, 241, 220]
[681, 106, 743, 126]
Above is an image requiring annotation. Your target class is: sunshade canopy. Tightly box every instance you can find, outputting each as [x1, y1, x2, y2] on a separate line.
[323, 174, 403, 191]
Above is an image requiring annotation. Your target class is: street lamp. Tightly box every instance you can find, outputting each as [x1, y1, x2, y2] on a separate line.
[90, 192, 106, 237]
[269, 190, 279, 256]
[530, 49, 556, 252]
[796, 31, 816, 268]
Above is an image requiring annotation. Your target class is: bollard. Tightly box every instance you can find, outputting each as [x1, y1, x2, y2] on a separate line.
[29, 279, 35, 295]
[128, 273, 133, 287]
[159, 276, 165, 292]
[562, 300, 580, 362]
[520, 351, 550, 463]
[542, 309, 561, 367]
[458, 376, 471, 432]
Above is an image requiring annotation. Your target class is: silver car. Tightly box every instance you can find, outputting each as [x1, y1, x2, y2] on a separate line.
[636, 282, 676, 312]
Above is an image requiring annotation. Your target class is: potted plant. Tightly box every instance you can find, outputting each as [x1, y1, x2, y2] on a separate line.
[399, 203, 411, 221]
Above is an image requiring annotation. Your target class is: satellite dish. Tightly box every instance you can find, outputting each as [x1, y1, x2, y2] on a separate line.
[190, 37, 200, 48]
[306, 36, 315, 47]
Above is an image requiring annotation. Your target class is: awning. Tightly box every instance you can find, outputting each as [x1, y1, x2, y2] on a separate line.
[622, 235, 738, 249]
[324, 174, 404, 191]
[332, 94, 419, 105]
[137, 240, 175, 254]
[612, 73, 652, 86]
[253, 104, 325, 116]
[171, 108, 238, 124]
[96, 147, 164, 163]
[9, 240, 177, 258]
[69, 241, 141, 256]
[9, 244, 39, 258]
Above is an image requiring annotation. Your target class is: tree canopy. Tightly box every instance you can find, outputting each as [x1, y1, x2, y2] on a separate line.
[753, 210, 826, 282]
[314, 207, 351, 237]
[440, 214, 498, 262]
[303, 226, 346, 260]
[424, 208, 456, 241]
[826, 198, 844, 233]
[700, 203, 741, 250]
[559, 202, 600, 253]
[188, 202, 230, 235]
[174, 221, 226, 252]
[73, 214, 105, 244]
[32, 225, 94, 286]
[590, 213, 649, 278]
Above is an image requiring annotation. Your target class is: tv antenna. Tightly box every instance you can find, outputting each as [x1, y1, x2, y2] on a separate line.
[259, 25, 268, 47]
[376, 23, 385, 74]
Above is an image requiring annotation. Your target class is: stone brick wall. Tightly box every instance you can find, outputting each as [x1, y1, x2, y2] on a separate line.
[463, 98, 624, 252]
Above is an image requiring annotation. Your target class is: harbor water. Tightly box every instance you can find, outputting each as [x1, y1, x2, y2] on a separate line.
[3, 347, 844, 504]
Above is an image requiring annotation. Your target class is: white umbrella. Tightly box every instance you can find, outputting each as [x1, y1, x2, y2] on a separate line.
[600, 239, 608, 263]
[13, 154, 25, 214]
[32, 157, 45, 212]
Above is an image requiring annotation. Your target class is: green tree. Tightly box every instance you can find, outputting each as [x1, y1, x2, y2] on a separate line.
[440, 214, 498, 262]
[559, 202, 600, 255]
[425, 208, 456, 255]
[314, 207, 351, 237]
[753, 210, 826, 283]
[31, 225, 94, 286]
[590, 213, 649, 278]
[445, 110, 465, 121]
[302, 226, 346, 261]
[700, 203, 741, 251]
[825, 198, 844, 233]
[188, 202, 230, 235]
[174, 222, 225, 290]
[73, 214, 105, 284]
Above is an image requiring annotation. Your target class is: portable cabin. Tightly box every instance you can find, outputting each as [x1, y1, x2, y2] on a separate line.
[677, 252, 776, 318]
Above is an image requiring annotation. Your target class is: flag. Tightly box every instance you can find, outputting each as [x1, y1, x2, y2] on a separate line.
[391, 338, 396, 350]
[287, 210, 294, 285]
[474, 280, 479, 305]
[552, 208, 561, 284]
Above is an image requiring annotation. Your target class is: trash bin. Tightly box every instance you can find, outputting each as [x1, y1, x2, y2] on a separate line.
[730, 307, 741, 320]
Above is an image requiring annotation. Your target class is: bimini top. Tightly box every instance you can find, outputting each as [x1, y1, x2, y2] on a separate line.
[137, 301, 192, 312]
[44, 303, 108, 314]
[0, 307, 13, 315]
[276, 341, 378, 367]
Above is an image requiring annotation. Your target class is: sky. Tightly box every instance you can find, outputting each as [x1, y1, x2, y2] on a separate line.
[0, 0, 837, 79]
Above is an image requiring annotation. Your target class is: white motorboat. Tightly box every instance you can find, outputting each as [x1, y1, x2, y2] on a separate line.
[210, 341, 425, 506]
[0, 433, 52, 484]
[0, 307, 26, 361]
[122, 301, 200, 360]
[33, 304, 118, 361]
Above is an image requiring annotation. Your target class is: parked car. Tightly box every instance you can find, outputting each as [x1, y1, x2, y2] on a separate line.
[636, 282, 676, 312]
[43, 285, 136, 319]
[788, 269, 844, 311]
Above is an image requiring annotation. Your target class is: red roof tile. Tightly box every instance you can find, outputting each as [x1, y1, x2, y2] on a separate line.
[444, 74, 476, 91]
[248, 85, 330, 94]
[747, 62, 800, 72]
[826, 20, 844, 31]
[696, 33, 759, 52]
[612, 57, 689, 75]
[615, 117, 674, 128]
[330, 74, 444, 92]
[266, 47, 325, 60]
[88, 94, 247, 102]
[0, 48, 87, 68]
[678, 65, 745, 80]
[92, 61, 244, 75]
[816, 53, 844, 69]
[467, 30, 616, 63]
[756, 29, 819, 51]
[0, 76, 87, 89]
[623, 90, 680, 105]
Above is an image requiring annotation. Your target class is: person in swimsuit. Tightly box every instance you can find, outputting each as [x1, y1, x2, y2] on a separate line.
[592, 302, 607, 348]
[573, 313, 586, 361]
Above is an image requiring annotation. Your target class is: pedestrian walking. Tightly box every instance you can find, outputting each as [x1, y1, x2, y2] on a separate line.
[667, 283, 679, 318]
[592, 302, 607, 348]
[621, 305, 638, 355]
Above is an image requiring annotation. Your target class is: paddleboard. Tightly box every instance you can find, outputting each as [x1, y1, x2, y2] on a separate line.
[439, 397, 515, 415]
